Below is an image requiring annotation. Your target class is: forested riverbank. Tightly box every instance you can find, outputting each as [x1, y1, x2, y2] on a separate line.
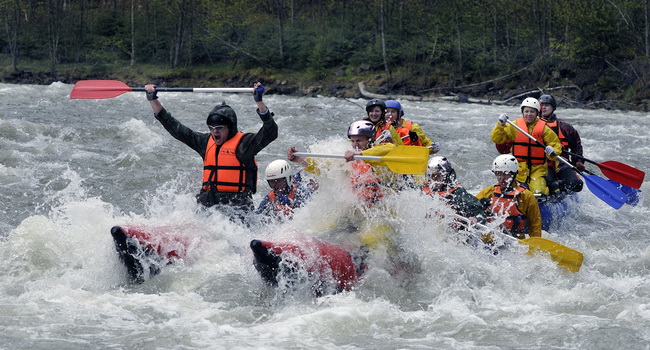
[2, 1, 649, 110]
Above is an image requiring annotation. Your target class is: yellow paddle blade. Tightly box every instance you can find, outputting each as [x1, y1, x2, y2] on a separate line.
[519, 237, 584, 272]
[380, 146, 430, 175]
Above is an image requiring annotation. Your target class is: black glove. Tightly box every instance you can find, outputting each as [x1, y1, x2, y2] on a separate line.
[409, 131, 419, 142]
[253, 84, 265, 102]
[146, 86, 158, 101]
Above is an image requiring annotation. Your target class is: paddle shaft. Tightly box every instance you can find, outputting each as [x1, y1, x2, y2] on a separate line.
[132, 87, 254, 93]
[504, 119, 578, 172]
[293, 152, 382, 161]
[70, 80, 254, 99]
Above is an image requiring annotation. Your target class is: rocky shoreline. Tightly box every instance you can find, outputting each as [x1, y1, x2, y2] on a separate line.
[3, 68, 647, 111]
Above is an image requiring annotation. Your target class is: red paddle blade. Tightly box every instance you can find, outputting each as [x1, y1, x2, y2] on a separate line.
[598, 160, 645, 189]
[70, 80, 133, 99]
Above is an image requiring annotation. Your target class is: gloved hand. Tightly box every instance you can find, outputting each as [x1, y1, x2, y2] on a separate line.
[146, 85, 158, 100]
[380, 130, 392, 141]
[545, 145, 555, 156]
[253, 83, 265, 102]
[374, 130, 392, 144]
[276, 194, 291, 206]
[498, 113, 508, 126]
[575, 161, 586, 172]
[408, 131, 419, 142]
[429, 142, 441, 153]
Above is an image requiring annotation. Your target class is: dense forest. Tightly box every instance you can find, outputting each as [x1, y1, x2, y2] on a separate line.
[1, 0, 649, 110]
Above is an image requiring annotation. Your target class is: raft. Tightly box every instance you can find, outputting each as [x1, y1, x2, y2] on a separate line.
[536, 192, 579, 231]
[110, 225, 191, 283]
[250, 238, 367, 296]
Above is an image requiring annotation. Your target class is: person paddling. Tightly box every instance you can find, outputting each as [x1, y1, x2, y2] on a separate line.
[144, 82, 278, 217]
[256, 159, 318, 222]
[476, 155, 542, 238]
[538, 94, 584, 194]
[490, 97, 562, 195]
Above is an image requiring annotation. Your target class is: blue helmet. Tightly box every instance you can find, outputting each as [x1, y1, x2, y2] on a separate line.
[385, 100, 404, 117]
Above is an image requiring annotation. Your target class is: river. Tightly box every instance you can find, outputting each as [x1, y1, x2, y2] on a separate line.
[1, 82, 649, 349]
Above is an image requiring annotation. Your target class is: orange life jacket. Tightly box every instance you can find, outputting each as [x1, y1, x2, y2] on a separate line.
[396, 120, 423, 146]
[267, 183, 299, 216]
[512, 117, 546, 165]
[488, 185, 528, 237]
[350, 160, 383, 207]
[202, 132, 257, 193]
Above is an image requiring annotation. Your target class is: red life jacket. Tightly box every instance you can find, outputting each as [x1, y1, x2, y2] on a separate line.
[512, 118, 546, 165]
[488, 185, 528, 237]
[350, 160, 383, 207]
[268, 183, 299, 216]
[202, 132, 257, 193]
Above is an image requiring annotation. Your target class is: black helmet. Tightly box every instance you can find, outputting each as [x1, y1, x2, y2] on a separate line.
[365, 99, 386, 113]
[207, 102, 238, 138]
[539, 94, 557, 110]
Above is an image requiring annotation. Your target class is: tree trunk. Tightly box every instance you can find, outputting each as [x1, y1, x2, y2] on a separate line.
[2, 0, 21, 71]
[130, 0, 135, 66]
[270, 0, 285, 60]
[47, 0, 61, 77]
[380, 0, 392, 83]
[172, 0, 186, 68]
[644, 0, 650, 57]
[455, 2, 463, 82]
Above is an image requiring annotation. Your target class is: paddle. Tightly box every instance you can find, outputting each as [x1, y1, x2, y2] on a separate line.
[564, 150, 645, 189]
[504, 117, 626, 209]
[582, 168, 640, 206]
[293, 145, 429, 175]
[451, 214, 584, 272]
[70, 80, 254, 99]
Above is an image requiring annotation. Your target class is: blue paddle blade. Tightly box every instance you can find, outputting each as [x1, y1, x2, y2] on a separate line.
[607, 179, 641, 206]
[583, 174, 626, 209]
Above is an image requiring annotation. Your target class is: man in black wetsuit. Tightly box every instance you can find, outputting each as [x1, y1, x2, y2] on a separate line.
[144, 82, 278, 216]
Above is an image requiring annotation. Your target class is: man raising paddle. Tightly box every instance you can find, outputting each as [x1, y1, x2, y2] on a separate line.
[144, 82, 278, 217]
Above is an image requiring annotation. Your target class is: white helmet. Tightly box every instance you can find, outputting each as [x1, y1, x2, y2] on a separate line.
[347, 120, 376, 139]
[265, 159, 292, 182]
[521, 97, 540, 112]
[427, 156, 453, 175]
[492, 155, 519, 174]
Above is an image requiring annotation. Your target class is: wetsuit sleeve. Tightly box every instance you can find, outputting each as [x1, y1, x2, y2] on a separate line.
[154, 107, 209, 157]
[490, 122, 517, 144]
[519, 190, 542, 237]
[452, 187, 488, 222]
[236, 108, 279, 162]
[411, 122, 433, 147]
